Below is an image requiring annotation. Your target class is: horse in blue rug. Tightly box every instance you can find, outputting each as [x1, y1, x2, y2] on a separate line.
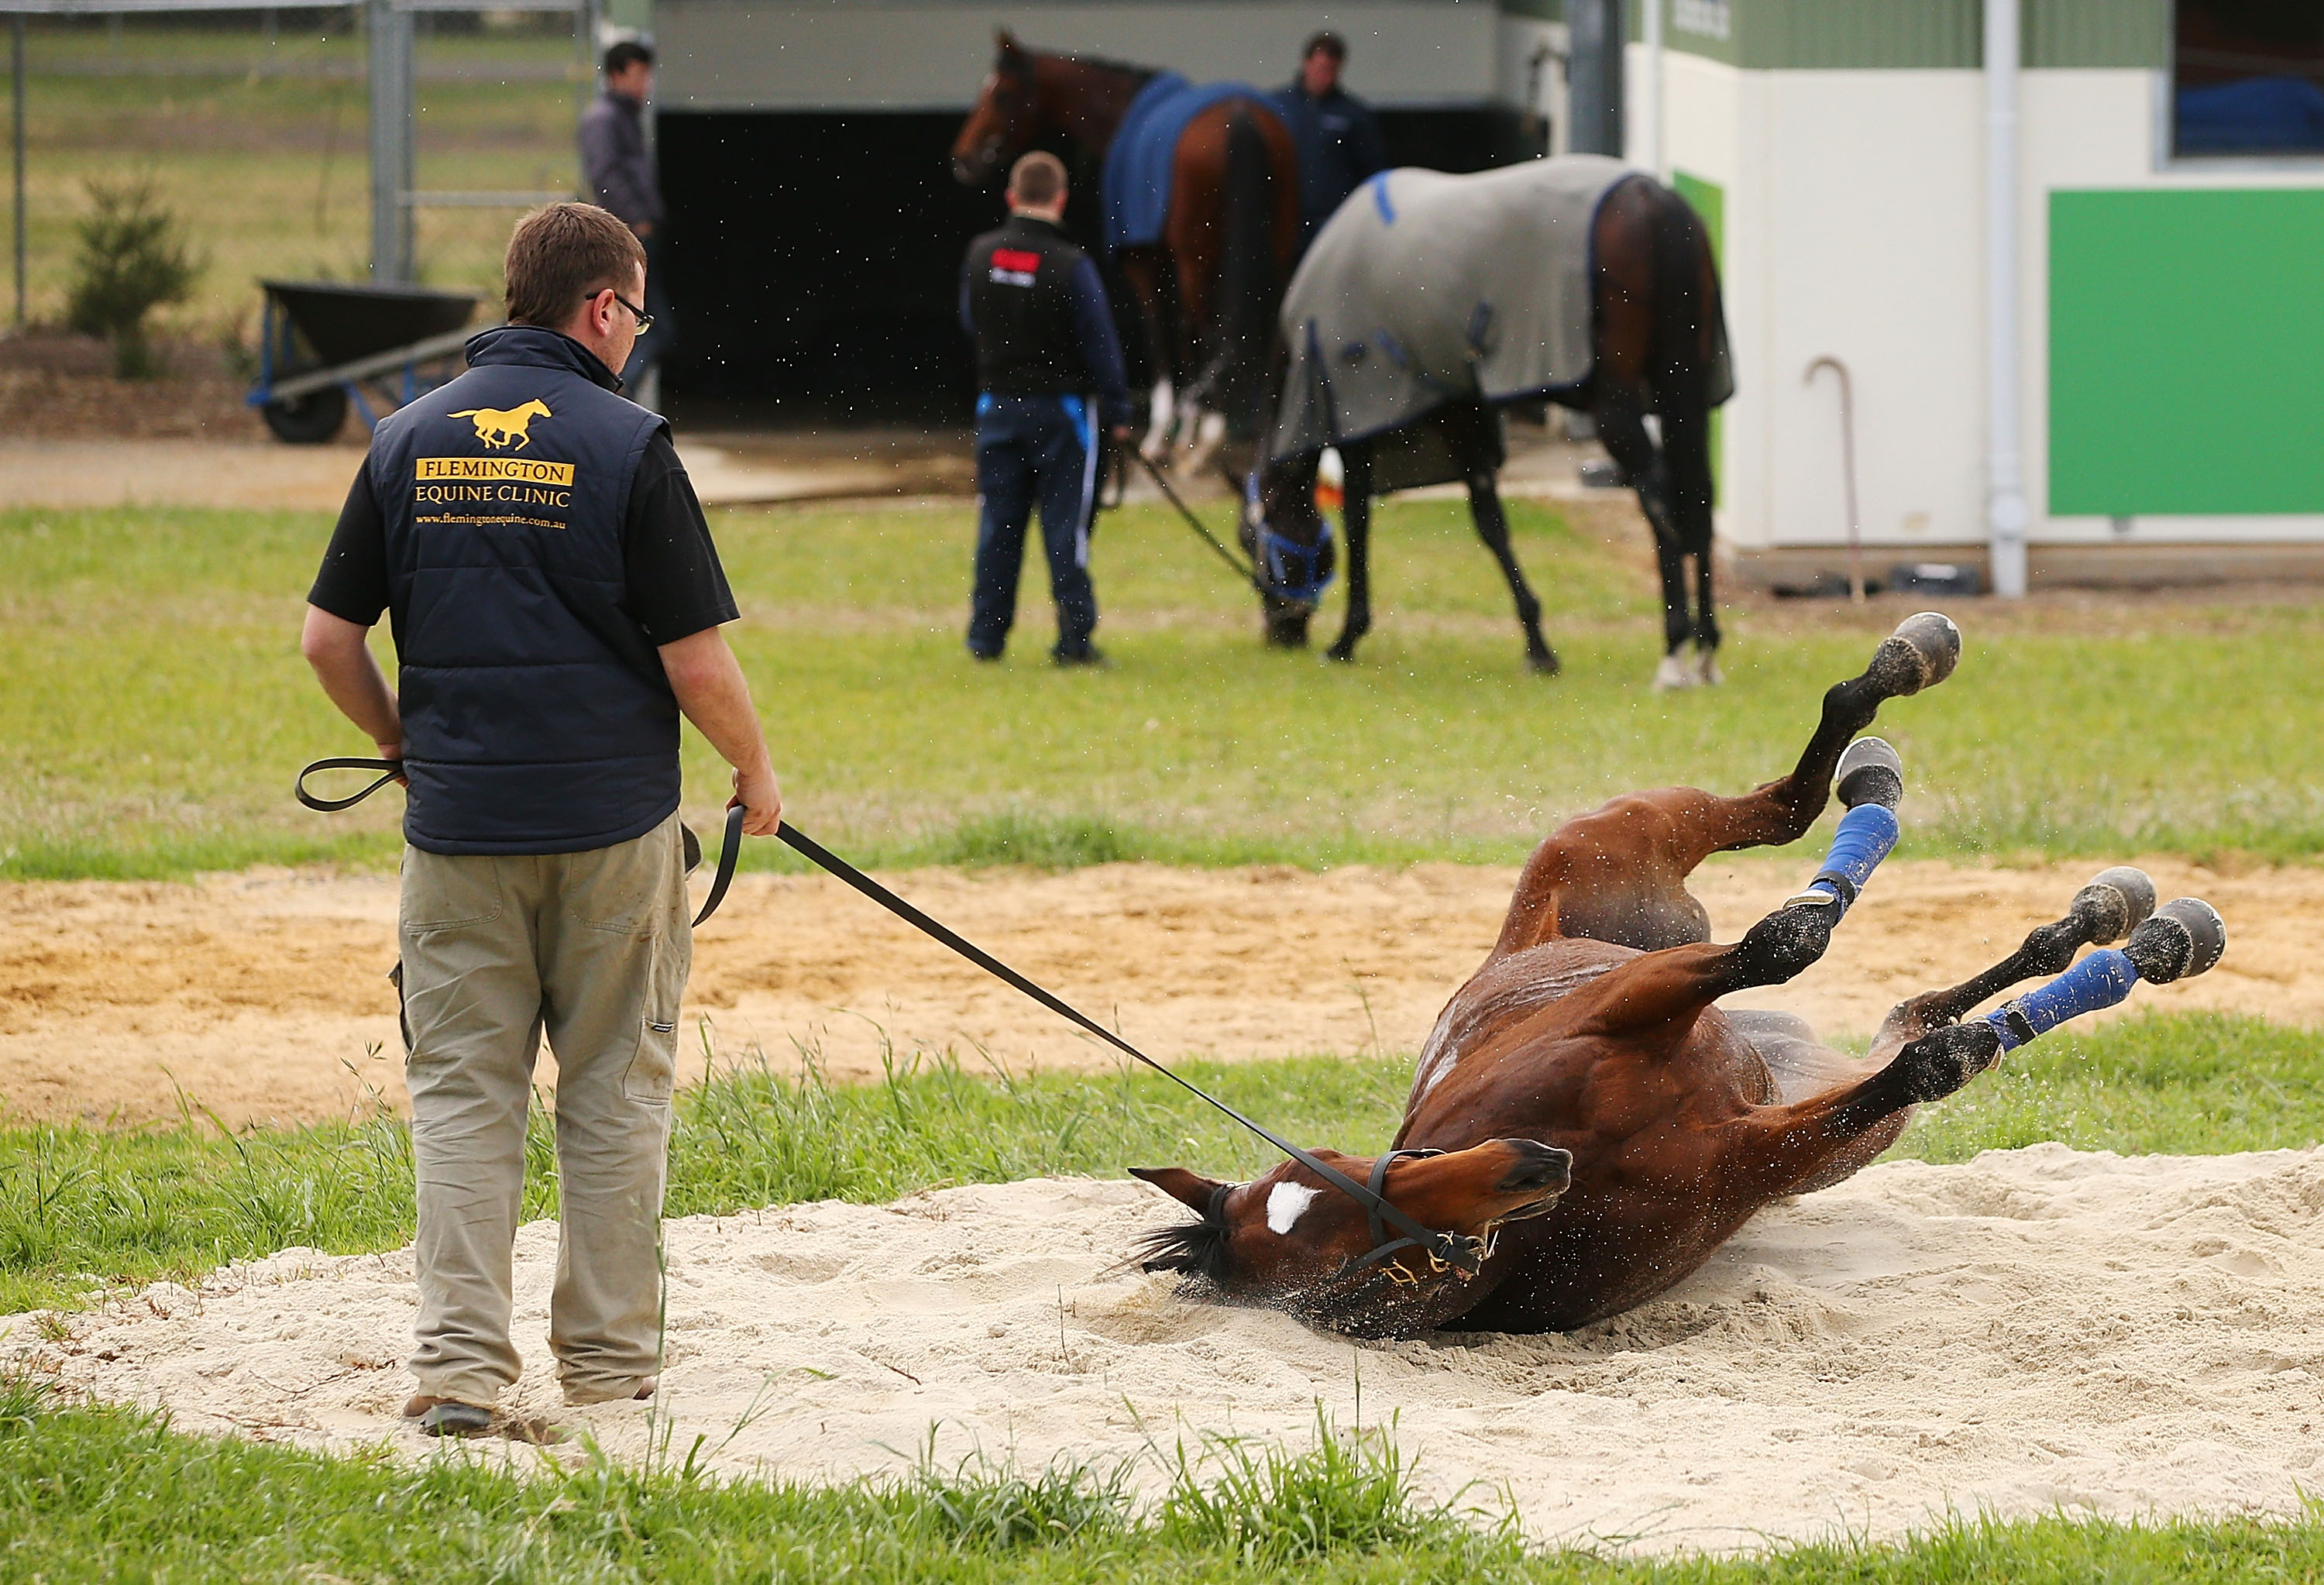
[953, 33, 1301, 473]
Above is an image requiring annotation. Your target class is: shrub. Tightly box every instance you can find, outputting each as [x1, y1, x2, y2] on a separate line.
[64, 177, 201, 379]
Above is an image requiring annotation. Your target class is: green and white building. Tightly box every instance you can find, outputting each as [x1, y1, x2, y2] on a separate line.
[1636, 0, 2324, 590]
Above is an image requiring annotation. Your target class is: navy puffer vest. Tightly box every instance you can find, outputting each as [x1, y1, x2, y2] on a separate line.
[370, 326, 673, 855]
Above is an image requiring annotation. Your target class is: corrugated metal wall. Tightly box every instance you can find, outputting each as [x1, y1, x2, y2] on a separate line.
[1655, 0, 2169, 70]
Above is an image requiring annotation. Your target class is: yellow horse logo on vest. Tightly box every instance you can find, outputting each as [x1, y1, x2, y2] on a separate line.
[447, 398, 552, 451]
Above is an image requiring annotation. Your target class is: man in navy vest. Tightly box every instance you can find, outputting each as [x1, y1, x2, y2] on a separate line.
[301, 202, 782, 1437]
[1274, 32, 1387, 246]
[958, 150, 1133, 665]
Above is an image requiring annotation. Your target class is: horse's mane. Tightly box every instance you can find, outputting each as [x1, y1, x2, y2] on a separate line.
[1133, 1213, 1230, 1279]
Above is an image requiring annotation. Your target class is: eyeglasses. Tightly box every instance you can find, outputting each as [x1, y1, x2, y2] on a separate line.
[608, 290, 654, 334]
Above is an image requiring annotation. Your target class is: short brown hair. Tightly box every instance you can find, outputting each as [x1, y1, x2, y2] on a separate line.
[1303, 30, 1347, 62]
[503, 202, 646, 328]
[1007, 151, 1067, 210]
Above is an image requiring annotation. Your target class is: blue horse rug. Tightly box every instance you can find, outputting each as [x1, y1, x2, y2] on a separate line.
[1102, 74, 1276, 253]
[1270, 156, 1732, 491]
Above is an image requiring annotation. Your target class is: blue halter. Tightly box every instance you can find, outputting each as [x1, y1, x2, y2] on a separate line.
[1246, 469, 1337, 607]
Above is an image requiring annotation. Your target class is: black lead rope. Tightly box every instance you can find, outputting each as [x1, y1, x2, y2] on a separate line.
[294, 758, 743, 930]
[1133, 452, 1270, 595]
[294, 756, 1474, 1274]
[772, 823, 1479, 1276]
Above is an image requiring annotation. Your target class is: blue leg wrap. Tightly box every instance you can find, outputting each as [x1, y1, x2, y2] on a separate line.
[1980, 947, 2139, 1052]
[1793, 803, 1899, 920]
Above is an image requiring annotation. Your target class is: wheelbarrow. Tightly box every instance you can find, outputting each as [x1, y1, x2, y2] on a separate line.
[247, 280, 491, 444]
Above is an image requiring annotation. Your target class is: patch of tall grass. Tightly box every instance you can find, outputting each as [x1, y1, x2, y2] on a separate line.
[3, 1013, 2316, 1316]
[3, 1374, 2322, 1580]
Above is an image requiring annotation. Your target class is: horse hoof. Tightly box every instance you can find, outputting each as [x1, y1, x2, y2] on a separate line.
[1696, 651, 1724, 686]
[2071, 866, 2157, 943]
[2123, 898, 2226, 984]
[1834, 737, 1904, 810]
[1528, 648, 1562, 677]
[1652, 654, 1696, 692]
[1868, 611, 1962, 696]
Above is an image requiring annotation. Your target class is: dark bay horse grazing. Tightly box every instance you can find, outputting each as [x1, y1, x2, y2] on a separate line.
[1134, 613, 2229, 1336]
[951, 33, 1299, 473]
[1247, 158, 1731, 686]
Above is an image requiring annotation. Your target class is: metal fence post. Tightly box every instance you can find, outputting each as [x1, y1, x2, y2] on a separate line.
[12, 13, 26, 327]
[367, 0, 411, 283]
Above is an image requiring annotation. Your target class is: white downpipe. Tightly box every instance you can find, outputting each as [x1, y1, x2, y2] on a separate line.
[1985, 0, 2028, 598]
[1638, 0, 1663, 175]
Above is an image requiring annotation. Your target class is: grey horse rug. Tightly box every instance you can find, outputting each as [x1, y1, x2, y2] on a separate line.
[1270, 156, 1728, 492]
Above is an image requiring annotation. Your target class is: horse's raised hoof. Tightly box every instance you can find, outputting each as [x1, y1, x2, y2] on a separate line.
[1896, 1019, 2005, 1102]
[2123, 898, 2226, 984]
[1325, 641, 1357, 663]
[2070, 866, 2157, 944]
[1866, 611, 1962, 697]
[1652, 652, 1697, 692]
[1834, 736, 1904, 810]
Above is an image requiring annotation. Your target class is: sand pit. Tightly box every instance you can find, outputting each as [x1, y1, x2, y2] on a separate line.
[9, 1143, 2322, 1552]
[2, 857, 2316, 1128]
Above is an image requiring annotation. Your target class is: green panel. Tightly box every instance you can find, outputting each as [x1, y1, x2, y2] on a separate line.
[1671, 168, 1725, 497]
[2025, 0, 2168, 70]
[2050, 189, 2324, 517]
[1498, 0, 1563, 21]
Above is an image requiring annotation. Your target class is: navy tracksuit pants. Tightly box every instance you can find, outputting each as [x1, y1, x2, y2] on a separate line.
[968, 394, 1099, 658]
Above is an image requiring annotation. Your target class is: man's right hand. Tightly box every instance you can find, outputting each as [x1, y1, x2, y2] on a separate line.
[732, 761, 783, 836]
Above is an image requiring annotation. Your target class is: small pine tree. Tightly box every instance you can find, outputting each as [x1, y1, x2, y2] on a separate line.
[64, 178, 201, 379]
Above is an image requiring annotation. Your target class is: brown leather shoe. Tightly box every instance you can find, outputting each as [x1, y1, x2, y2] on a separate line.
[560, 1375, 657, 1407]
[402, 1395, 493, 1437]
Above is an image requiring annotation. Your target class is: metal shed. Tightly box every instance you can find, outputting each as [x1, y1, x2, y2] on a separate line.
[1639, 0, 2324, 590]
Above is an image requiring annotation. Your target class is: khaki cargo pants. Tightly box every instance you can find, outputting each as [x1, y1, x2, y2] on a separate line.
[397, 813, 689, 1408]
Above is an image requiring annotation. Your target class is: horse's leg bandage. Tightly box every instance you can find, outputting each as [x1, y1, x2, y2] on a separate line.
[1785, 737, 1903, 921]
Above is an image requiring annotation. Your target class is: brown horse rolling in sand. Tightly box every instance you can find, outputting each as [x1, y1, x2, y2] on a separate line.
[1133, 612, 2228, 1337]
[951, 33, 1299, 474]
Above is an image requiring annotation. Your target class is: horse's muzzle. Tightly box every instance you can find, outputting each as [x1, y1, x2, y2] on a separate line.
[1494, 1138, 1573, 1202]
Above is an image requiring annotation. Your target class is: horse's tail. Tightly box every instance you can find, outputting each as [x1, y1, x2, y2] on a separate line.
[1645, 181, 1721, 551]
[1204, 104, 1282, 424]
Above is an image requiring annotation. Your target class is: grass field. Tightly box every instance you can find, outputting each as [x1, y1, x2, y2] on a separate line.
[9, 16, 583, 333]
[5, 495, 2323, 879]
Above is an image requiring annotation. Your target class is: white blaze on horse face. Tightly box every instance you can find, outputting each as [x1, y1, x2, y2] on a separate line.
[1265, 1181, 1322, 1236]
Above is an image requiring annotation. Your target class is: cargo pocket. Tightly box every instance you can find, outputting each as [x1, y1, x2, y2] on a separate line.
[624, 1013, 679, 1104]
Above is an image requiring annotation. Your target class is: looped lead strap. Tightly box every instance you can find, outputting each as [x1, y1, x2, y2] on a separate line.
[294, 757, 744, 929]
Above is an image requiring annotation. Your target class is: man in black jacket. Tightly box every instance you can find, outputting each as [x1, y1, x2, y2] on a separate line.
[957, 151, 1133, 665]
[579, 40, 670, 404]
[1274, 32, 1387, 244]
[301, 203, 782, 1437]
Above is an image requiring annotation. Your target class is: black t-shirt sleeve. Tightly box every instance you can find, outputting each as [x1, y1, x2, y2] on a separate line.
[624, 429, 741, 645]
[308, 465, 390, 624]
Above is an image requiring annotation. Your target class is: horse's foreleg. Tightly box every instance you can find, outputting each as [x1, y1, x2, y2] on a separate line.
[1466, 472, 1558, 676]
[1325, 445, 1374, 663]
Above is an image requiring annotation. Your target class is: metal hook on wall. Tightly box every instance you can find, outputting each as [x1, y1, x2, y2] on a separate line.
[1805, 356, 1864, 603]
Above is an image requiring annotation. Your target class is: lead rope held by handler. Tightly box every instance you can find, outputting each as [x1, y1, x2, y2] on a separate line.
[293, 755, 1476, 1274]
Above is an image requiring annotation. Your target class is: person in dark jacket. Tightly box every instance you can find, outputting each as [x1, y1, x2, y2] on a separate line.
[957, 151, 1133, 665]
[301, 202, 782, 1439]
[1274, 31, 1387, 243]
[579, 40, 671, 404]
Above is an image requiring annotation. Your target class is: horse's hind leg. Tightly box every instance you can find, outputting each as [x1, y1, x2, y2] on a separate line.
[1592, 380, 1692, 686]
[1465, 470, 1558, 676]
[1659, 397, 1719, 682]
[1491, 611, 1958, 956]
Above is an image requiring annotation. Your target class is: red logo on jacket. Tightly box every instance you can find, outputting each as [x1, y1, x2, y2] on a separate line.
[989, 248, 1043, 287]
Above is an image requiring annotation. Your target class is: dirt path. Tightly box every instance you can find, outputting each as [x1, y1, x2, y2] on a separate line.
[2, 857, 2309, 1129]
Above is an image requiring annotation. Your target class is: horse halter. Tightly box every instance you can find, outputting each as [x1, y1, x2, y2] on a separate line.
[1245, 469, 1337, 608]
[1339, 1149, 1488, 1283]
